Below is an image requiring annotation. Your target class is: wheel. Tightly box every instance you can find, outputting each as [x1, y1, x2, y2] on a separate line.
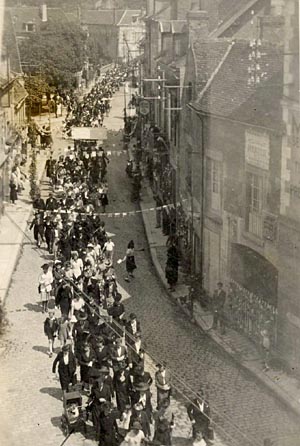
[61, 416, 69, 437]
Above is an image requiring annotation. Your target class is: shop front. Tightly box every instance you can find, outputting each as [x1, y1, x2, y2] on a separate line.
[227, 243, 278, 348]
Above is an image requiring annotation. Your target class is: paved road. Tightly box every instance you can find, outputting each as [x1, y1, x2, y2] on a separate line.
[103, 93, 300, 446]
[0, 88, 299, 446]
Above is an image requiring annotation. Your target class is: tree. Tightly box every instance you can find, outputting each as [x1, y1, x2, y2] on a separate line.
[19, 21, 86, 91]
[24, 75, 54, 117]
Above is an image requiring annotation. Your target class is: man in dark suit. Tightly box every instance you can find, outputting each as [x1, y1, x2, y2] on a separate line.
[155, 362, 172, 409]
[187, 390, 211, 440]
[212, 282, 226, 334]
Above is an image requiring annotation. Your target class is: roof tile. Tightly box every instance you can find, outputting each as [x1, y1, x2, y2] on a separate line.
[192, 40, 283, 128]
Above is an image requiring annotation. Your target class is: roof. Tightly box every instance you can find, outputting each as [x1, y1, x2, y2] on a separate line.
[217, 0, 259, 24]
[192, 40, 283, 129]
[81, 9, 124, 25]
[9, 6, 71, 34]
[210, 0, 263, 38]
[1, 9, 22, 74]
[117, 10, 143, 26]
[192, 38, 231, 94]
[13, 79, 28, 108]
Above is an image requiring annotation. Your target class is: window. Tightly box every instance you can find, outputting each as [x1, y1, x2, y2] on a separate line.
[246, 172, 263, 237]
[22, 22, 36, 32]
[207, 158, 221, 211]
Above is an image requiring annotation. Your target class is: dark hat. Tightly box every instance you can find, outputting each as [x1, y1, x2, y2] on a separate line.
[133, 381, 149, 392]
[41, 263, 49, 269]
[217, 281, 223, 286]
[62, 345, 69, 352]
[129, 313, 137, 320]
[77, 311, 88, 321]
[95, 335, 104, 344]
[156, 361, 167, 369]
[114, 292, 122, 303]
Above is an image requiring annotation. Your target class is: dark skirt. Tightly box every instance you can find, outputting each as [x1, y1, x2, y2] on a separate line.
[80, 364, 91, 384]
[165, 264, 178, 286]
[126, 256, 136, 274]
[100, 194, 109, 206]
[10, 184, 18, 202]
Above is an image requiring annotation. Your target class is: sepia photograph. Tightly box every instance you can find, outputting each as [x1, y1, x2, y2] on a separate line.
[0, 0, 299, 445]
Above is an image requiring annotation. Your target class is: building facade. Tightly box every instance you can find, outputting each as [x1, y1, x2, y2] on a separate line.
[117, 10, 146, 63]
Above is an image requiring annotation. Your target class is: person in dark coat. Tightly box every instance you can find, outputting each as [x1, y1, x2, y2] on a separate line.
[77, 341, 94, 391]
[30, 212, 45, 248]
[73, 311, 90, 358]
[98, 402, 119, 446]
[131, 381, 153, 422]
[165, 244, 179, 292]
[45, 192, 58, 211]
[92, 336, 110, 369]
[44, 218, 55, 254]
[45, 156, 56, 182]
[114, 368, 132, 416]
[129, 402, 151, 438]
[33, 194, 46, 211]
[153, 398, 175, 446]
[124, 240, 136, 282]
[9, 167, 18, 204]
[87, 377, 112, 440]
[155, 362, 172, 409]
[211, 282, 226, 335]
[52, 344, 76, 397]
[187, 391, 211, 441]
[55, 282, 72, 317]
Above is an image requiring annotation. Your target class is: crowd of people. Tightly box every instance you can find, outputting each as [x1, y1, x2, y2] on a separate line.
[63, 67, 127, 137]
[29, 65, 213, 446]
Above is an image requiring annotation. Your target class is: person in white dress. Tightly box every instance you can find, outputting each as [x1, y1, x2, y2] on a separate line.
[38, 263, 54, 313]
[122, 421, 145, 446]
[70, 251, 83, 279]
[103, 237, 115, 264]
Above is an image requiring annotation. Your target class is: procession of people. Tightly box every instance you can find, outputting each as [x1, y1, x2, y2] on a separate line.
[26, 65, 214, 446]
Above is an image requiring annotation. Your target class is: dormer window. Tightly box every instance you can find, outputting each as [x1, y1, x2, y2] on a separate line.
[22, 22, 36, 32]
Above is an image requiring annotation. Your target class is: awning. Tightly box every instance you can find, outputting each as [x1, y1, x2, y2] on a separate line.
[71, 127, 108, 140]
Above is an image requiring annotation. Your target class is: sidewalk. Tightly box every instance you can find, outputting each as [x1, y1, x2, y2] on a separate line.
[127, 146, 300, 419]
[0, 114, 65, 304]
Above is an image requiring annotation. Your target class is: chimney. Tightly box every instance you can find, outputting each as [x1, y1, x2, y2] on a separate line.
[40, 3, 47, 22]
[187, 1, 209, 39]
[146, 0, 155, 16]
[270, 0, 285, 15]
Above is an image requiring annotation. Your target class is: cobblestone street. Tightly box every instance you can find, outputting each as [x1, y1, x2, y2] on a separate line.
[0, 90, 299, 446]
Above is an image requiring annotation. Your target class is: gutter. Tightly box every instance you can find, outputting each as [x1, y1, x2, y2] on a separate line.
[187, 103, 283, 135]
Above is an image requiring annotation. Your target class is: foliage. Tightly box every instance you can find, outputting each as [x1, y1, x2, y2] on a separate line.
[19, 21, 86, 91]
[29, 146, 39, 200]
[0, 303, 9, 337]
[24, 75, 54, 109]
